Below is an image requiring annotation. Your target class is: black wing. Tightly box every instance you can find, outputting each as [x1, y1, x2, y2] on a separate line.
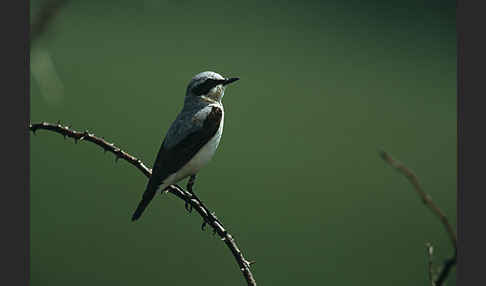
[131, 106, 223, 221]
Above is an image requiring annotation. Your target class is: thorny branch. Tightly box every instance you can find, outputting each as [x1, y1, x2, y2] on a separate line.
[380, 150, 456, 286]
[30, 121, 257, 286]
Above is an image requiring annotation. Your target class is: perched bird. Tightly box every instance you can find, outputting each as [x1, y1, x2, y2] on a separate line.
[131, 71, 239, 221]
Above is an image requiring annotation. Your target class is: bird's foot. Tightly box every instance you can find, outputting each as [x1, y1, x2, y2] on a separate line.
[201, 212, 219, 235]
[187, 175, 196, 194]
[185, 198, 193, 213]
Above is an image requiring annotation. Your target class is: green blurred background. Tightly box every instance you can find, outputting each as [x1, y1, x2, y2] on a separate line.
[30, 0, 456, 285]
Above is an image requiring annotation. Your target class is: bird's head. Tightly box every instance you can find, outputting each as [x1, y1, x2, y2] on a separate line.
[186, 71, 239, 103]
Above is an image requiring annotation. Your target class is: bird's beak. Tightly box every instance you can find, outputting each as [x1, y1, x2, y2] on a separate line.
[222, 77, 239, 86]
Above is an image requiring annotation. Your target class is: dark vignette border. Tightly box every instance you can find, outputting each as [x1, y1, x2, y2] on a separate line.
[0, 0, 29, 285]
[457, 1, 486, 286]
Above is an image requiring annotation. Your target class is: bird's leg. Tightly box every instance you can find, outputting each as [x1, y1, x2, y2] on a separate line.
[184, 175, 197, 212]
[186, 175, 215, 232]
[187, 175, 196, 194]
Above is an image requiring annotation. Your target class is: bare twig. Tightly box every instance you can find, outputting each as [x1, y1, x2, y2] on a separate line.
[31, 0, 69, 43]
[425, 243, 435, 286]
[435, 253, 457, 286]
[31, 1, 69, 105]
[30, 121, 257, 286]
[380, 150, 456, 286]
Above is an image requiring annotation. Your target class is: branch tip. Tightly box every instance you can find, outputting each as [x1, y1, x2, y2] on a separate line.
[381, 149, 456, 286]
[377, 147, 387, 160]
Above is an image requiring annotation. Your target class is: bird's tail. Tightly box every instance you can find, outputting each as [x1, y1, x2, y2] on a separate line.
[131, 190, 156, 221]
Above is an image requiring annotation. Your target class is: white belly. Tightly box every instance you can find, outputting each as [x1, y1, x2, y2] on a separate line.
[161, 116, 224, 188]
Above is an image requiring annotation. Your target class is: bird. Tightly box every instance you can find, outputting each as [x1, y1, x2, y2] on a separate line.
[131, 71, 239, 221]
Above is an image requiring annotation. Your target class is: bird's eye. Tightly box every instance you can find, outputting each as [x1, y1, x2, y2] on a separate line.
[193, 79, 220, 96]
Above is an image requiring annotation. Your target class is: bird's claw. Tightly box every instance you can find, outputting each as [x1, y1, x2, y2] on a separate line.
[185, 199, 193, 213]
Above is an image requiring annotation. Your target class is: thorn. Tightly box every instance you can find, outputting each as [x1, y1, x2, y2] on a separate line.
[221, 237, 226, 241]
[248, 260, 256, 266]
